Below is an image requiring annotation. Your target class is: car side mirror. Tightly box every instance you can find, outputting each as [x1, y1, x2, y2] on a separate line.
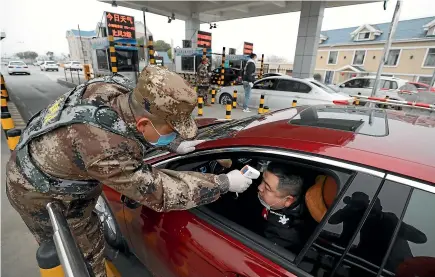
[339, 84, 345, 88]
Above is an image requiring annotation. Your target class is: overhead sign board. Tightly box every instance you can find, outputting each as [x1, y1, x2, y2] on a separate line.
[197, 31, 212, 49]
[243, 42, 253, 55]
[175, 48, 209, 56]
[227, 55, 249, 60]
[105, 12, 136, 39]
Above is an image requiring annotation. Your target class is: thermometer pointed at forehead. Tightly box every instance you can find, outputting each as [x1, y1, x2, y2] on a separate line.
[241, 165, 260, 179]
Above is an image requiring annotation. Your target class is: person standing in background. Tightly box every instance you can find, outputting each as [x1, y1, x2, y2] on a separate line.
[196, 57, 211, 106]
[242, 53, 257, 112]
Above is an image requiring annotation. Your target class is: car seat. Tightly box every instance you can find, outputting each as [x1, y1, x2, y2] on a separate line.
[305, 175, 339, 223]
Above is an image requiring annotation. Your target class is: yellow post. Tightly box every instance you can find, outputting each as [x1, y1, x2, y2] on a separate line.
[259, 54, 265, 79]
[108, 35, 118, 74]
[263, 106, 269, 113]
[292, 100, 297, 107]
[197, 96, 203, 117]
[258, 94, 265, 114]
[225, 100, 232, 119]
[1, 74, 9, 101]
[83, 64, 91, 81]
[232, 90, 237, 109]
[354, 96, 360, 106]
[148, 35, 155, 65]
[105, 260, 121, 277]
[37, 240, 65, 277]
[211, 89, 216, 104]
[6, 129, 21, 151]
[1, 96, 8, 113]
[1, 112, 14, 136]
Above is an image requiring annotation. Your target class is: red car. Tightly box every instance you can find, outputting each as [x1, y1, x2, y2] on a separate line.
[408, 82, 435, 92]
[96, 105, 435, 277]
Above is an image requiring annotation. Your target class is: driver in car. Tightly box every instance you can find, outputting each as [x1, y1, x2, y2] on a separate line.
[258, 162, 316, 253]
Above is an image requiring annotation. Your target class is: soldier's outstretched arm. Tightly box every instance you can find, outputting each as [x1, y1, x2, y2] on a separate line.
[86, 145, 230, 212]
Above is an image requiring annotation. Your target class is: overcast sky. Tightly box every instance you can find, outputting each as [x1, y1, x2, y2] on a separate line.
[1, 0, 434, 61]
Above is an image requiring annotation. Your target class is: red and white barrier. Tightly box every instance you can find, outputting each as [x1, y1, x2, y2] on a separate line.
[350, 95, 435, 111]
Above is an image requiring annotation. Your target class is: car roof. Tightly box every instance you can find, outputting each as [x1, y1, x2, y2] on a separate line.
[9, 61, 25, 63]
[347, 75, 407, 82]
[204, 106, 435, 184]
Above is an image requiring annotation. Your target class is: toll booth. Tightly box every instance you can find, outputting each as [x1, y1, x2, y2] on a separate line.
[174, 48, 211, 75]
[90, 37, 139, 81]
[227, 54, 250, 77]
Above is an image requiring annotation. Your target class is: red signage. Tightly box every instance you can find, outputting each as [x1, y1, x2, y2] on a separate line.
[243, 42, 253, 55]
[105, 12, 136, 39]
[197, 31, 212, 49]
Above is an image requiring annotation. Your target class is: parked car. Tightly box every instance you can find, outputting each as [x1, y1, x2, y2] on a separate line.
[217, 76, 352, 108]
[64, 61, 83, 71]
[259, 72, 284, 79]
[408, 82, 435, 92]
[40, 61, 59, 71]
[333, 76, 418, 100]
[211, 67, 241, 86]
[7, 61, 30, 75]
[98, 106, 435, 277]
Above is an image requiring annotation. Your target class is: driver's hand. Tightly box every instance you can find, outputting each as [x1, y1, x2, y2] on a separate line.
[175, 140, 206, 154]
[226, 170, 253, 193]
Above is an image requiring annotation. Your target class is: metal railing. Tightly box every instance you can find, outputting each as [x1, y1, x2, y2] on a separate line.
[47, 202, 92, 277]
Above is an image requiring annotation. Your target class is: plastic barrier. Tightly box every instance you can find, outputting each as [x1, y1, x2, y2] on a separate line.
[197, 96, 203, 116]
[292, 100, 297, 107]
[1, 74, 9, 101]
[6, 129, 21, 151]
[232, 90, 238, 109]
[225, 100, 232, 119]
[211, 89, 216, 104]
[258, 94, 265, 114]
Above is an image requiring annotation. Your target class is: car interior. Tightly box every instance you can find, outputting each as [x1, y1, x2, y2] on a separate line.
[161, 151, 353, 262]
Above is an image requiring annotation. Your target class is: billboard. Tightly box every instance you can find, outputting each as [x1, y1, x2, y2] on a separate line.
[243, 42, 253, 55]
[197, 31, 212, 49]
[105, 12, 136, 39]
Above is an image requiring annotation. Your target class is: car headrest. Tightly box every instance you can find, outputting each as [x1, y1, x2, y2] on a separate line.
[305, 175, 338, 223]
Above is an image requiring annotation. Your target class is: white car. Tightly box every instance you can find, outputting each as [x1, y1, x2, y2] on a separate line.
[7, 61, 30, 75]
[216, 76, 352, 109]
[333, 76, 418, 100]
[40, 61, 59, 72]
[64, 61, 82, 71]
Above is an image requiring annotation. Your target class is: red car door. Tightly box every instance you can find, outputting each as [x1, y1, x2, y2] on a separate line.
[123, 204, 297, 277]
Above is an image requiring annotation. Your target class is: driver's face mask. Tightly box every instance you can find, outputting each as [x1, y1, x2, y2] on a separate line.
[258, 193, 290, 211]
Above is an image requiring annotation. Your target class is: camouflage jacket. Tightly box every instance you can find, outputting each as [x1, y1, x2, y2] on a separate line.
[23, 78, 229, 212]
[196, 64, 210, 86]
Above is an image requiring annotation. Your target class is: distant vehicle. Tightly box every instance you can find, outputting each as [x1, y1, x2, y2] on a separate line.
[217, 76, 352, 108]
[40, 61, 59, 72]
[7, 61, 30, 75]
[64, 61, 83, 71]
[211, 67, 241, 86]
[409, 82, 435, 93]
[333, 76, 418, 100]
[259, 72, 284, 79]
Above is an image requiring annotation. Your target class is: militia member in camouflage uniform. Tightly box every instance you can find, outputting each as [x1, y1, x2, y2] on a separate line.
[6, 66, 254, 277]
[196, 57, 211, 106]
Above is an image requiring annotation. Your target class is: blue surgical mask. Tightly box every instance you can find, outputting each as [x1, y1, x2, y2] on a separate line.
[149, 122, 177, 147]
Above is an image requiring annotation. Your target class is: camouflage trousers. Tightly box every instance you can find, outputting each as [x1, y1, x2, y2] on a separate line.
[5, 154, 107, 277]
[197, 87, 209, 105]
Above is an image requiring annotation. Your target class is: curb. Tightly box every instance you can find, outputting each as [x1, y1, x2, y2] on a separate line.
[57, 78, 77, 88]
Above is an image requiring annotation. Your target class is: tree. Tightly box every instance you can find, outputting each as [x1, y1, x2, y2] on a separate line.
[167, 49, 172, 60]
[154, 40, 171, 52]
[265, 55, 289, 63]
[15, 51, 38, 60]
[313, 73, 322, 82]
[46, 51, 54, 61]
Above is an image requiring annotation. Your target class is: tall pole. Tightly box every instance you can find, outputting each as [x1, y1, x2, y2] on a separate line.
[142, 8, 148, 65]
[370, 0, 402, 99]
[78, 24, 87, 65]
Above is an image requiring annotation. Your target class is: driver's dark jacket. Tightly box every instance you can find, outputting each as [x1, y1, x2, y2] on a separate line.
[263, 198, 316, 253]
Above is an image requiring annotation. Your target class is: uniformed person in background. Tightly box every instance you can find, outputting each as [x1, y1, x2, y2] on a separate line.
[196, 57, 211, 106]
[6, 66, 255, 277]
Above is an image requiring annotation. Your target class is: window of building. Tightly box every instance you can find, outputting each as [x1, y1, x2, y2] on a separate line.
[357, 32, 370, 40]
[418, 76, 433, 85]
[385, 49, 401, 66]
[181, 56, 194, 71]
[353, 50, 366, 65]
[328, 51, 338, 65]
[96, 49, 109, 70]
[423, 48, 435, 67]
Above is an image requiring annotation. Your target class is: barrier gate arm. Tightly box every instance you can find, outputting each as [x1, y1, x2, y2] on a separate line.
[350, 94, 435, 112]
[47, 202, 92, 277]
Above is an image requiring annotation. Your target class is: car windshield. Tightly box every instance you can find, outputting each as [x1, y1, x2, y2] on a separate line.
[73, 62, 80, 64]
[10, 62, 25, 65]
[46, 61, 56, 64]
[309, 80, 340, 94]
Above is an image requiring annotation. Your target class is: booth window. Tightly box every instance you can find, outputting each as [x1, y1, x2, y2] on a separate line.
[96, 49, 109, 70]
[181, 56, 194, 71]
[108, 49, 139, 72]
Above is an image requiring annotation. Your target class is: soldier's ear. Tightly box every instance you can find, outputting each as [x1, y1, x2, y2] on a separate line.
[284, 196, 294, 208]
[136, 118, 151, 133]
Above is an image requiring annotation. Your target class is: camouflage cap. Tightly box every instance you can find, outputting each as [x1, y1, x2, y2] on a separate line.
[133, 65, 198, 139]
